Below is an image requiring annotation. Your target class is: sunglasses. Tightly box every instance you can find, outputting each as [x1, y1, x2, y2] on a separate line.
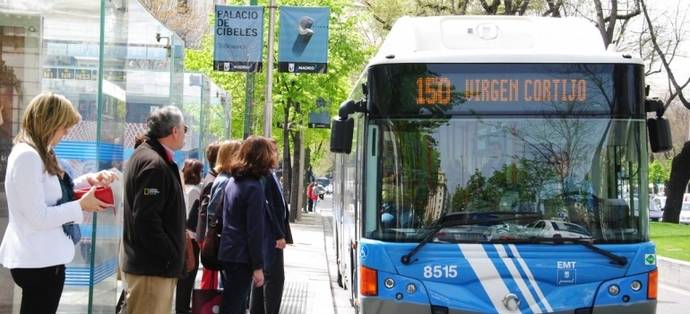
[174, 125, 188, 134]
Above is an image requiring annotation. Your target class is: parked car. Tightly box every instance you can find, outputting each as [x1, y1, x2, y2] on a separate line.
[679, 203, 690, 224]
[526, 219, 592, 239]
[316, 177, 330, 188]
[649, 195, 666, 222]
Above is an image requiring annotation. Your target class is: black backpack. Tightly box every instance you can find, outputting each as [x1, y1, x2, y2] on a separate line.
[188, 180, 213, 241]
[197, 179, 224, 271]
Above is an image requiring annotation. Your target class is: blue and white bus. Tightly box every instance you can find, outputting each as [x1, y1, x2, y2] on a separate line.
[330, 16, 671, 314]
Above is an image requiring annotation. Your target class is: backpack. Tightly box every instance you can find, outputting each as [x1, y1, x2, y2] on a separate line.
[191, 181, 213, 242]
[199, 180, 224, 271]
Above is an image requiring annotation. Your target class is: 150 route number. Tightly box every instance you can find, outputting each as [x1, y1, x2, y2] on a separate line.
[423, 265, 458, 279]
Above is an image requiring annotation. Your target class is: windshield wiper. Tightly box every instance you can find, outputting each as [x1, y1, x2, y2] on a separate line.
[529, 237, 627, 266]
[400, 211, 541, 265]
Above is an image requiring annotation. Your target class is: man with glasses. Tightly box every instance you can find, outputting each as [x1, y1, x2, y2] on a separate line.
[121, 106, 188, 314]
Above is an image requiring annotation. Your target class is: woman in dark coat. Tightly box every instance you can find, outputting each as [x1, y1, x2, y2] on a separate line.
[218, 136, 278, 314]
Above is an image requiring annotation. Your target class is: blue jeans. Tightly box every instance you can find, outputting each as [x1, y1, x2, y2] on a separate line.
[221, 262, 252, 314]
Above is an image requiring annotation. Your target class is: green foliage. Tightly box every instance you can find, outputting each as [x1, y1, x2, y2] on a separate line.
[450, 159, 558, 213]
[185, 0, 374, 170]
[272, 0, 374, 171]
[451, 169, 498, 211]
[649, 159, 671, 184]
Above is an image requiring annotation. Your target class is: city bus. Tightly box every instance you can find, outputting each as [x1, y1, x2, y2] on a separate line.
[330, 16, 671, 314]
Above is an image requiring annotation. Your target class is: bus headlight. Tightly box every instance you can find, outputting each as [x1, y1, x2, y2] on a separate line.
[608, 284, 620, 296]
[406, 283, 417, 294]
[631, 280, 642, 291]
[384, 278, 395, 289]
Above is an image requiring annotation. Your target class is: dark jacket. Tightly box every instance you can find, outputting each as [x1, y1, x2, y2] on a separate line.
[264, 173, 293, 244]
[190, 169, 218, 241]
[261, 173, 293, 269]
[218, 176, 266, 270]
[122, 137, 186, 277]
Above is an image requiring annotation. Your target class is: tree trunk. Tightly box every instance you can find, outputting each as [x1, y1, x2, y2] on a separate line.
[289, 131, 301, 222]
[282, 102, 292, 206]
[662, 140, 690, 223]
[304, 147, 312, 184]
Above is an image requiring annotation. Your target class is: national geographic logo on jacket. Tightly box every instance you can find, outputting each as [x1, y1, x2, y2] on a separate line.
[143, 188, 160, 196]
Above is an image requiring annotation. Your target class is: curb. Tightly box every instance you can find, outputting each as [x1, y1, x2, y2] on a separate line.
[658, 256, 690, 291]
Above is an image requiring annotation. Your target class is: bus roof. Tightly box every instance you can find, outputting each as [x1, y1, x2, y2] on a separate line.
[370, 16, 643, 66]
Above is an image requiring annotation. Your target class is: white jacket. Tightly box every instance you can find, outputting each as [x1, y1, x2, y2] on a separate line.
[0, 143, 90, 269]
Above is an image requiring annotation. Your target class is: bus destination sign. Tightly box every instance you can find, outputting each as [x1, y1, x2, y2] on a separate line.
[416, 76, 588, 106]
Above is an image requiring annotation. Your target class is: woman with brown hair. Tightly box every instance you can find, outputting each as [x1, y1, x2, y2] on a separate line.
[182, 159, 204, 215]
[218, 136, 277, 314]
[0, 92, 116, 314]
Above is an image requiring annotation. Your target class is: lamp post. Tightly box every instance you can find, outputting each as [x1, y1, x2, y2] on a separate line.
[263, 0, 277, 137]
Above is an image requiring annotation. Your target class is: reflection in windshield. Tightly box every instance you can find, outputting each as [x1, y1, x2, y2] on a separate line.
[369, 118, 645, 243]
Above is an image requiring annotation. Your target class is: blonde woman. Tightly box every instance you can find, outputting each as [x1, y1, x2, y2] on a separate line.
[201, 141, 241, 280]
[0, 92, 116, 314]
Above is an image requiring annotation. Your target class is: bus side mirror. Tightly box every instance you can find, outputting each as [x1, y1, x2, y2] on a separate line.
[330, 117, 354, 154]
[647, 117, 672, 153]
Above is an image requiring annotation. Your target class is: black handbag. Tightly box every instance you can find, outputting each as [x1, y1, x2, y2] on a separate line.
[200, 187, 224, 271]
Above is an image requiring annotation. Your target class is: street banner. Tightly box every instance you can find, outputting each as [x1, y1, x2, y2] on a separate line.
[308, 97, 330, 128]
[214, 5, 264, 72]
[308, 112, 330, 128]
[278, 6, 329, 73]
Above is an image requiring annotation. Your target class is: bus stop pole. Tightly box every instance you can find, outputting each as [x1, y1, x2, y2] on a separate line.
[243, 0, 258, 139]
[263, 0, 276, 137]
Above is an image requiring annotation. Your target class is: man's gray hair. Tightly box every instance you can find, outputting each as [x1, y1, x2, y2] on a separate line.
[146, 106, 184, 139]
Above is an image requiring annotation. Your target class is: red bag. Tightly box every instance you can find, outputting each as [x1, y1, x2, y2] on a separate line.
[192, 289, 223, 314]
[74, 186, 114, 204]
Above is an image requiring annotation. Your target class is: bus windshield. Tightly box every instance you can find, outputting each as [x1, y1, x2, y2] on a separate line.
[367, 117, 647, 244]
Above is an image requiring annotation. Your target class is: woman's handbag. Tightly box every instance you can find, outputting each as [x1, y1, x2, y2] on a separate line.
[184, 233, 197, 273]
[73, 186, 114, 204]
[199, 183, 224, 271]
[200, 212, 223, 271]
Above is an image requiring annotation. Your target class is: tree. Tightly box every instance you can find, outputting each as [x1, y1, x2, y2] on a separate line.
[271, 0, 373, 213]
[649, 159, 671, 193]
[185, 0, 373, 211]
[637, 0, 690, 223]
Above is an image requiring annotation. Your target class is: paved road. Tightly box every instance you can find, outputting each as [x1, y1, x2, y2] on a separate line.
[658, 284, 690, 313]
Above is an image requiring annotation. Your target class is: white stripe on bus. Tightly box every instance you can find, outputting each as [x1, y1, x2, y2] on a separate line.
[509, 244, 554, 312]
[458, 244, 513, 314]
[495, 244, 542, 314]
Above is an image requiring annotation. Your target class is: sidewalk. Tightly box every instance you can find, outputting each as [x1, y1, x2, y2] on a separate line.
[280, 198, 354, 314]
[281, 212, 331, 313]
[114, 198, 353, 314]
